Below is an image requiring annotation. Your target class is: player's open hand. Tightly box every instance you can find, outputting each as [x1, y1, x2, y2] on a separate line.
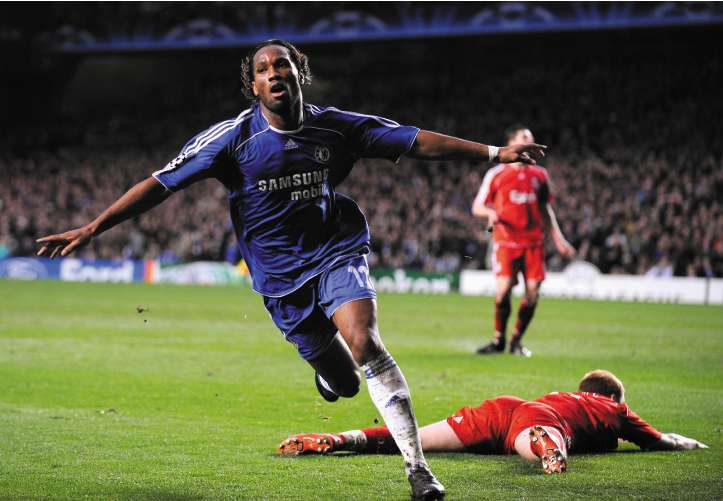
[667, 433, 709, 450]
[499, 143, 547, 165]
[36, 226, 94, 259]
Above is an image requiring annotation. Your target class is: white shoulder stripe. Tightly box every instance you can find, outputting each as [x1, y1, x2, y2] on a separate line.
[305, 103, 324, 116]
[182, 119, 234, 154]
[155, 112, 253, 178]
[475, 164, 505, 204]
[182, 108, 252, 155]
[185, 112, 253, 157]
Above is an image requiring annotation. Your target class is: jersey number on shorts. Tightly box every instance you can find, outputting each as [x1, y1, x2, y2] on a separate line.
[348, 265, 373, 289]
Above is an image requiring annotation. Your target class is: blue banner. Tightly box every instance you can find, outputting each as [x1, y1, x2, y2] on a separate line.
[0, 257, 150, 283]
[41, 2, 723, 54]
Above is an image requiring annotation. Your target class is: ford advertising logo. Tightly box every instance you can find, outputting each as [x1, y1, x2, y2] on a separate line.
[60, 259, 135, 283]
[0, 258, 50, 280]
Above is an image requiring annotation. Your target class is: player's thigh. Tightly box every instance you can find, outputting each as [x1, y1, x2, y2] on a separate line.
[522, 246, 546, 283]
[494, 245, 523, 294]
[418, 420, 466, 452]
[332, 297, 385, 363]
[318, 254, 381, 362]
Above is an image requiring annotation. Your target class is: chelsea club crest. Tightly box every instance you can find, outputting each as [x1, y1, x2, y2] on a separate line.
[314, 145, 331, 163]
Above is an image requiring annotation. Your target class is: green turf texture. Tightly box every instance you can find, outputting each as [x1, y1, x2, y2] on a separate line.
[1, 280, 721, 500]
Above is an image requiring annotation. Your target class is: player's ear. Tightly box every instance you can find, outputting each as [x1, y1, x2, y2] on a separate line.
[252, 81, 258, 97]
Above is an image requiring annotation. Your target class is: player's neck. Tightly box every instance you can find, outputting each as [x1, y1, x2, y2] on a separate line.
[260, 99, 304, 132]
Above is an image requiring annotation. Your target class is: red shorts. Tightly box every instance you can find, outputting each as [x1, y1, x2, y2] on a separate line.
[493, 244, 545, 282]
[503, 401, 571, 453]
[446, 396, 525, 454]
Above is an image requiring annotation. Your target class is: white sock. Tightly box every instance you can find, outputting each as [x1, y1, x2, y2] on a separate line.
[340, 430, 367, 452]
[363, 351, 427, 469]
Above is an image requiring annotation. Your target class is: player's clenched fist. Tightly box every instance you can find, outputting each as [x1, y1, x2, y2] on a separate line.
[36, 225, 94, 259]
[485, 209, 500, 226]
[499, 143, 547, 164]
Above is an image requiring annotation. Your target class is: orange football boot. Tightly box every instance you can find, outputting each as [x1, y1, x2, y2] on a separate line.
[529, 425, 567, 474]
[277, 433, 343, 456]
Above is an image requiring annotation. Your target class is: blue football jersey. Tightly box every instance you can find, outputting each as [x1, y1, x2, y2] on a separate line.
[153, 102, 419, 296]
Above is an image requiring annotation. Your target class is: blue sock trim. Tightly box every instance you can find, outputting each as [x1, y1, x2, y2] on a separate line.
[364, 353, 397, 379]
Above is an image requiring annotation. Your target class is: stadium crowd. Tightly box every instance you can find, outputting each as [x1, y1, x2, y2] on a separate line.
[1, 36, 721, 277]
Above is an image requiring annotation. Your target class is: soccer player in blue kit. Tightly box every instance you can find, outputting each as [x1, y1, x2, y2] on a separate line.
[37, 40, 546, 500]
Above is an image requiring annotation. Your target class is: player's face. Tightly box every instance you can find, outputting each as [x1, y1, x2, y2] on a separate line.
[252, 45, 302, 113]
[507, 129, 535, 147]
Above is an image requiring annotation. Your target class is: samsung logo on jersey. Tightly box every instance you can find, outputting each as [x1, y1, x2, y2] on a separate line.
[258, 168, 329, 195]
[509, 190, 537, 204]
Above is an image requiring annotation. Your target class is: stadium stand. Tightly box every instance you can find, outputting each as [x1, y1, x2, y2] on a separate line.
[1, 29, 721, 277]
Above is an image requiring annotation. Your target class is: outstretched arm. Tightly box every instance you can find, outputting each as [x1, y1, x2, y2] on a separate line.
[408, 130, 546, 164]
[37, 176, 171, 258]
[645, 433, 709, 451]
[541, 204, 575, 257]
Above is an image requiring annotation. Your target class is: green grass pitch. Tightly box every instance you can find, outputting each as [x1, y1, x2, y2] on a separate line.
[1, 279, 721, 500]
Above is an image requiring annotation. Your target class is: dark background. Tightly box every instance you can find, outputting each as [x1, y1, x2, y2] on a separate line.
[1, 3, 721, 276]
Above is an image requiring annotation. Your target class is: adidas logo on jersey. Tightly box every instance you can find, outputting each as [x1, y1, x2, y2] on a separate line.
[284, 138, 299, 150]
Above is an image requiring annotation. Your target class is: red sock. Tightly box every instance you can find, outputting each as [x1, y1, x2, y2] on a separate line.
[361, 426, 399, 454]
[514, 300, 537, 339]
[495, 295, 512, 341]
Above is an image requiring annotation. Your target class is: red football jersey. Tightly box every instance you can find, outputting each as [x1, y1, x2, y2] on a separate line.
[474, 164, 552, 247]
[535, 392, 662, 452]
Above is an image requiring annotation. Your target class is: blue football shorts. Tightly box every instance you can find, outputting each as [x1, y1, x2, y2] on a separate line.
[263, 254, 377, 361]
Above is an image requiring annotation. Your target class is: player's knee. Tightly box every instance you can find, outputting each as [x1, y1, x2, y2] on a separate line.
[525, 291, 539, 305]
[495, 293, 511, 307]
[351, 328, 384, 365]
[358, 337, 384, 365]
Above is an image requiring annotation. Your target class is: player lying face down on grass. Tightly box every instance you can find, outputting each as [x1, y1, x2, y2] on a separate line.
[279, 370, 708, 474]
[36, 39, 546, 500]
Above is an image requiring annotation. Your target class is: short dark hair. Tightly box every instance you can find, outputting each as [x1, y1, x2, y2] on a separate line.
[240, 39, 312, 100]
[578, 369, 625, 403]
[504, 123, 530, 143]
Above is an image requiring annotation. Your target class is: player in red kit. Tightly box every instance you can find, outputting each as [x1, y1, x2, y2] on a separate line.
[472, 125, 575, 356]
[278, 370, 707, 475]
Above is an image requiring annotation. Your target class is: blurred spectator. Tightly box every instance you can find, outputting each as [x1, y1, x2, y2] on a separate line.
[646, 255, 674, 278]
[1, 33, 721, 277]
